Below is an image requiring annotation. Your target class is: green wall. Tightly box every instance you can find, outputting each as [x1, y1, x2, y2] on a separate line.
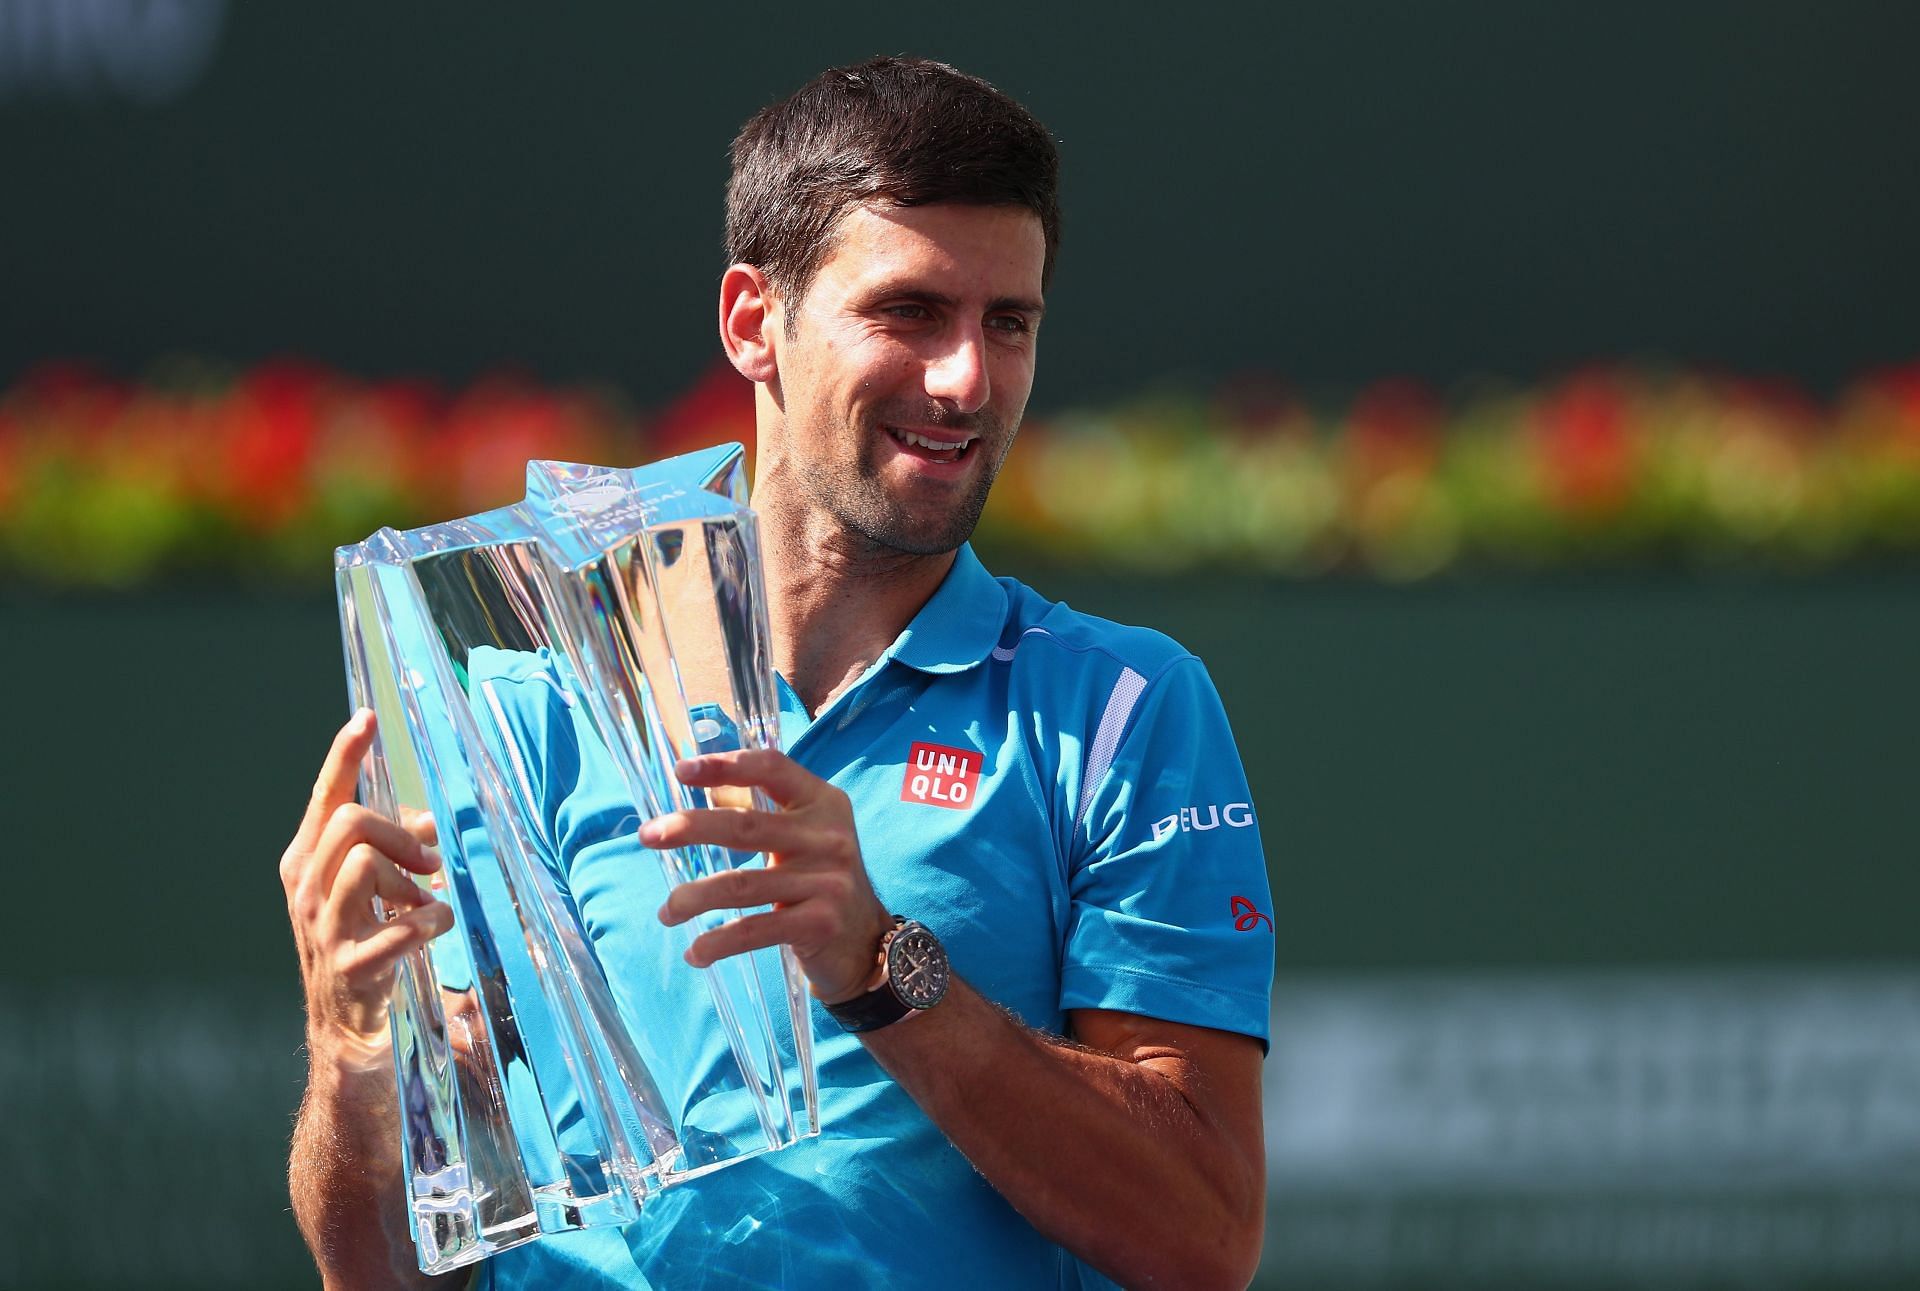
[4, 2, 1917, 406]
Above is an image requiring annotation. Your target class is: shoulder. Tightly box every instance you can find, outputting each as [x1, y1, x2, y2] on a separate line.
[991, 574, 1196, 688]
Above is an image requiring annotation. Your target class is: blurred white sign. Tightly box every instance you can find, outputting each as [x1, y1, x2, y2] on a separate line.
[1262, 968, 1920, 1284]
[1267, 967, 1920, 1190]
[0, 0, 225, 104]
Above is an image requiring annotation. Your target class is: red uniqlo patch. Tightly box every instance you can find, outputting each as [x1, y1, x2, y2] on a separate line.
[901, 742, 983, 811]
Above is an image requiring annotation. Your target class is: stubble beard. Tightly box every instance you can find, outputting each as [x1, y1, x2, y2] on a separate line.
[803, 405, 1015, 557]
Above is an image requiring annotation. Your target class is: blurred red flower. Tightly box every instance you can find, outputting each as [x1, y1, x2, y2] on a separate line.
[1534, 370, 1636, 516]
[649, 360, 756, 462]
[222, 360, 328, 531]
[1348, 377, 1441, 480]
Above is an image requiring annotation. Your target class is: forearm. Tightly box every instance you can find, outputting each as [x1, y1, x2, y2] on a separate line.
[290, 1040, 441, 1291]
[862, 979, 1265, 1290]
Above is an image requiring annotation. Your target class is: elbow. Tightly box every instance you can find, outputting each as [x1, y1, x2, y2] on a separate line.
[1135, 1179, 1265, 1291]
[1130, 1230, 1262, 1291]
[1187, 1206, 1265, 1291]
[1221, 1221, 1267, 1291]
[1191, 1158, 1267, 1290]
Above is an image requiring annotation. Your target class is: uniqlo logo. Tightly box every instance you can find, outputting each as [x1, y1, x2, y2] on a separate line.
[901, 742, 982, 811]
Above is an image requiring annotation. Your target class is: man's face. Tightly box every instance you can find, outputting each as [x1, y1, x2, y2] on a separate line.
[762, 202, 1046, 555]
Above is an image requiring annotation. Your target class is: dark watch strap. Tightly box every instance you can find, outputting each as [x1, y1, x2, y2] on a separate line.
[822, 974, 917, 1033]
[823, 916, 946, 1033]
[823, 917, 914, 1033]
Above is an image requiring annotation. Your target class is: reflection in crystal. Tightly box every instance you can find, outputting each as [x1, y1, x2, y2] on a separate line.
[335, 445, 818, 1275]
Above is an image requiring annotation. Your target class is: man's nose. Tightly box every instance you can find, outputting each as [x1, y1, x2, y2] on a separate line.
[924, 327, 990, 414]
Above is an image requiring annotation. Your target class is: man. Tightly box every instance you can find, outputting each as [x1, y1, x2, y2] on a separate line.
[283, 57, 1273, 1290]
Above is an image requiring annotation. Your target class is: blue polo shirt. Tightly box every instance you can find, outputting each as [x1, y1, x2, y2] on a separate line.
[475, 545, 1273, 1290]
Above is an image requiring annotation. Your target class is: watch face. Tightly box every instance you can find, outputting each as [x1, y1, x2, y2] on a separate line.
[886, 923, 950, 1010]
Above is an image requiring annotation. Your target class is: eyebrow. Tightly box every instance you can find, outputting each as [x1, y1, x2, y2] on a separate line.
[863, 286, 1046, 318]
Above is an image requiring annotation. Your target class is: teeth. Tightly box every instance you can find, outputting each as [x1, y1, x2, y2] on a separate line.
[893, 429, 970, 454]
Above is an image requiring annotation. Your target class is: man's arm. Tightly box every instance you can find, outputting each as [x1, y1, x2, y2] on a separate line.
[650, 749, 1266, 1291]
[289, 1043, 428, 1289]
[868, 987, 1265, 1289]
[281, 712, 456, 1291]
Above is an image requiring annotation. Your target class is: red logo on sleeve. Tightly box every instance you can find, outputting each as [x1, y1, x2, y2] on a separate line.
[1230, 896, 1272, 932]
[901, 742, 983, 811]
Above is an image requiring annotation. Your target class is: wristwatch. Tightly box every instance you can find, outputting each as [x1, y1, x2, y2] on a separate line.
[823, 916, 950, 1033]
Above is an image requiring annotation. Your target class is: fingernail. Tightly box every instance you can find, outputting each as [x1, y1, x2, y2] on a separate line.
[639, 818, 663, 846]
[656, 902, 677, 926]
[349, 707, 374, 733]
[421, 845, 443, 871]
[673, 758, 698, 781]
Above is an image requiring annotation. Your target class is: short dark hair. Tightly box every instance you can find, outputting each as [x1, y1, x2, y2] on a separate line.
[725, 56, 1061, 312]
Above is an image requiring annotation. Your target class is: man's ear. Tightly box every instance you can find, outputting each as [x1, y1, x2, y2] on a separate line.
[719, 264, 779, 383]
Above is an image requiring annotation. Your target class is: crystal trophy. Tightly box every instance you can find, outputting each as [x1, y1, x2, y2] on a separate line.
[334, 444, 817, 1274]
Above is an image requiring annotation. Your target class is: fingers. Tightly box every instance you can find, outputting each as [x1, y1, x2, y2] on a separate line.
[646, 752, 886, 995]
[305, 889, 454, 1059]
[671, 749, 824, 809]
[658, 864, 845, 928]
[282, 710, 462, 1047]
[399, 804, 440, 848]
[681, 906, 829, 968]
[336, 900, 455, 983]
[288, 804, 441, 969]
[296, 709, 377, 850]
[321, 842, 437, 939]
[301, 804, 436, 914]
[641, 806, 836, 857]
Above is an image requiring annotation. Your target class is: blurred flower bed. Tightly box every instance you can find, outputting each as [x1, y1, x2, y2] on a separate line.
[0, 358, 745, 587]
[3, 357, 1919, 586]
[996, 365, 1920, 579]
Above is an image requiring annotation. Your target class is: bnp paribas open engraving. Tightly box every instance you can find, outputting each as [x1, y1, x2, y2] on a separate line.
[334, 445, 818, 1276]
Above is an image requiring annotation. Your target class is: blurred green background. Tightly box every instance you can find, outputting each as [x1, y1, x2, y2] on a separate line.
[2, 4, 1916, 1288]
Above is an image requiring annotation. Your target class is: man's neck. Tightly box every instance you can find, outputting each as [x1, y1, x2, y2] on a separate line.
[753, 487, 956, 718]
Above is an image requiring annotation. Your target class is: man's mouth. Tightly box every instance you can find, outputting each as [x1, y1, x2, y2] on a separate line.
[886, 427, 978, 465]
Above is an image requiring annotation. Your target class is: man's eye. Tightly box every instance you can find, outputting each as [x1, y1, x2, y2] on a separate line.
[884, 304, 932, 321]
[988, 315, 1032, 334]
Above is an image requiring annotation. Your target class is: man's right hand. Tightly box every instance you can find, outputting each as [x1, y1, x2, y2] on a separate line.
[280, 708, 452, 1069]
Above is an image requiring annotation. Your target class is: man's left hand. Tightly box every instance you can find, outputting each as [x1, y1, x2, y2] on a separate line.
[644, 749, 894, 1004]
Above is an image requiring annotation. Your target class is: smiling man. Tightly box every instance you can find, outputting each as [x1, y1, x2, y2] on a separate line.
[283, 57, 1274, 1291]
[737, 200, 1044, 557]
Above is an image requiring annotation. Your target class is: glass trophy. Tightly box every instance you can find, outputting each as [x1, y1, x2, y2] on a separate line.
[334, 443, 818, 1275]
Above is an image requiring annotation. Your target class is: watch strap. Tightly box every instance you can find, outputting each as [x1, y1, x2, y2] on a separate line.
[823, 916, 923, 1033]
[822, 972, 918, 1032]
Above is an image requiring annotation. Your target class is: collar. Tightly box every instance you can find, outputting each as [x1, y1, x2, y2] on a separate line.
[883, 544, 1008, 675]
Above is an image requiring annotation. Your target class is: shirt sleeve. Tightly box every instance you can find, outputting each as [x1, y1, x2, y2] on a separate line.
[1059, 656, 1274, 1049]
